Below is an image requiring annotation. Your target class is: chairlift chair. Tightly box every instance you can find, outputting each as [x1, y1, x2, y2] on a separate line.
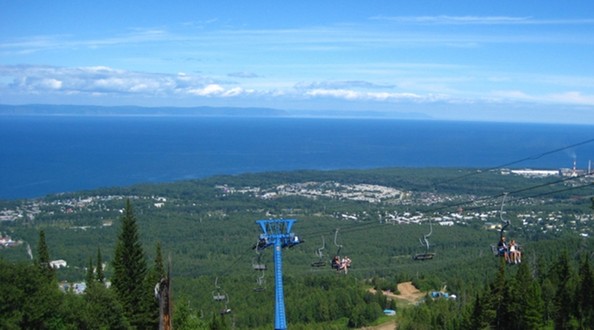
[212, 277, 227, 302]
[252, 262, 267, 271]
[252, 245, 267, 271]
[311, 235, 327, 267]
[330, 229, 352, 272]
[331, 229, 343, 270]
[491, 193, 511, 257]
[212, 277, 231, 315]
[213, 292, 226, 301]
[253, 271, 266, 292]
[413, 219, 435, 261]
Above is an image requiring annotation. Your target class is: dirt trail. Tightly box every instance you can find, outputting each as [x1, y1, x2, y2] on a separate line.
[359, 320, 396, 330]
[361, 282, 426, 330]
[369, 281, 425, 304]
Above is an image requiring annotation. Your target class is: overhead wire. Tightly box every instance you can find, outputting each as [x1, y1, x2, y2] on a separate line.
[294, 137, 594, 240]
[200, 136, 594, 317]
[434, 172, 593, 215]
[437, 137, 594, 185]
[208, 137, 594, 278]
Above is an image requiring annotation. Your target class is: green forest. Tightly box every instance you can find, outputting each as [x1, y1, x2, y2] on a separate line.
[1, 167, 594, 329]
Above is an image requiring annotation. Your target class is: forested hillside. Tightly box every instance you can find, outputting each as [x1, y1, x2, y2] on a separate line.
[1, 167, 593, 329]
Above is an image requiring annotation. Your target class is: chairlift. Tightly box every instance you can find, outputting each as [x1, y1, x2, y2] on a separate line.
[212, 277, 232, 315]
[253, 235, 269, 250]
[253, 271, 266, 292]
[490, 193, 511, 257]
[413, 219, 435, 261]
[331, 229, 343, 269]
[252, 243, 267, 271]
[311, 235, 327, 267]
[330, 229, 351, 272]
[212, 277, 227, 302]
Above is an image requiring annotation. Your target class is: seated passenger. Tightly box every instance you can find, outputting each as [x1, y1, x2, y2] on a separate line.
[341, 256, 352, 274]
[509, 239, 521, 264]
[331, 256, 341, 269]
[497, 236, 509, 263]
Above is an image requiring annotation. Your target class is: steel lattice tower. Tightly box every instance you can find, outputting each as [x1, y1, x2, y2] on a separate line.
[255, 219, 302, 330]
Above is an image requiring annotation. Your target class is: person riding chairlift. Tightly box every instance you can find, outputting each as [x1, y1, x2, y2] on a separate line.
[497, 236, 510, 263]
[341, 256, 352, 274]
[509, 239, 522, 264]
[332, 255, 351, 273]
[331, 256, 341, 269]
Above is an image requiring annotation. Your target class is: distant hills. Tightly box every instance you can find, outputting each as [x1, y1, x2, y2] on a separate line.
[0, 104, 432, 119]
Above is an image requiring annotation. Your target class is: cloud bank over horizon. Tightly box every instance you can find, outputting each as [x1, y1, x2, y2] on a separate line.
[1, 2, 594, 123]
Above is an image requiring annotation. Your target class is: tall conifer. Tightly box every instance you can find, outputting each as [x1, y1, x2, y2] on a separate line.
[36, 230, 54, 281]
[552, 251, 574, 329]
[489, 258, 507, 328]
[577, 254, 594, 327]
[111, 199, 149, 328]
[96, 247, 105, 283]
[86, 257, 95, 290]
[512, 261, 544, 329]
[146, 241, 166, 328]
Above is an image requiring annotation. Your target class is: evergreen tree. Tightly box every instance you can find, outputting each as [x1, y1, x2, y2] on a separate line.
[577, 254, 594, 327]
[36, 229, 55, 282]
[174, 300, 209, 330]
[0, 259, 61, 329]
[510, 261, 544, 329]
[209, 313, 227, 330]
[84, 282, 130, 329]
[96, 247, 105, 283]
[111, 199, 149, 329]
[146, 241, 166, 329]
[153, 242, 165, 279]
[464, 291, 495, 330]
[490, 258, 508, 329]
[85, 257, 95, 290]
[552, 251, 575, 329]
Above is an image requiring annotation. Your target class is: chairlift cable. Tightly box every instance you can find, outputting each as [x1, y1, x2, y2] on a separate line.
[198, 139, 594, 278]
[437, 137, 594, 185]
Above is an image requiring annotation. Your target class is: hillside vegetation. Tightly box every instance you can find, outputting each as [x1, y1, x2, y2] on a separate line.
[1, 167, 593, 329]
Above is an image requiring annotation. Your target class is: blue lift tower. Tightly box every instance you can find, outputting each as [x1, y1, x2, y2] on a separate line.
[255, 219, 303, 330]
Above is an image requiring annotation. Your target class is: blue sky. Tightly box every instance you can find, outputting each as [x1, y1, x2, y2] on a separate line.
[1, 1, 594, 123]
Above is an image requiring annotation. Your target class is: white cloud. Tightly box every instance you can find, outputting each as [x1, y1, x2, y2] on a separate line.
[227, 72, 260, 78]
[1, 65, 593, 110]
[0, 65, 230, 97]
[223, 87, 252, 97]
[188, 84, 225, 96]
[371, 15, 530, 25]
[42, 78, 63, 90]
[306, 89, 360, 100]
[489, 90, 594, 106]
[489, 90, 534, 102]
[548, 91, 594, 106]
[304, 88, 433, 102]
[296, 80, 394, 90]
[370, 15, 594, 26]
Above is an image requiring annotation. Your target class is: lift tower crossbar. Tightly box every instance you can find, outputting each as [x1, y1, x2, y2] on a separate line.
[255, 219, 302, 330]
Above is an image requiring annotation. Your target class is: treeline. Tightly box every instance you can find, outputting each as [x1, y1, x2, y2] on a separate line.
[2, 168, 593, 328]
[5, 246, 594, 329]
[396, 252, 594, 329]
[1, 200, 166, 329]
[0, 199, 393, 329]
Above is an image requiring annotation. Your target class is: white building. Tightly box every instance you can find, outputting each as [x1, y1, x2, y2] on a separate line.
[50, 259, 67, 269]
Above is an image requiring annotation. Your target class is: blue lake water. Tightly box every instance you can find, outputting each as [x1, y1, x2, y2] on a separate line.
[1, 115, 593, 200]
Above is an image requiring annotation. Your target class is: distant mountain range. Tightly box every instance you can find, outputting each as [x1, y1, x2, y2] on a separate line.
[0, 104, 432, 120]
